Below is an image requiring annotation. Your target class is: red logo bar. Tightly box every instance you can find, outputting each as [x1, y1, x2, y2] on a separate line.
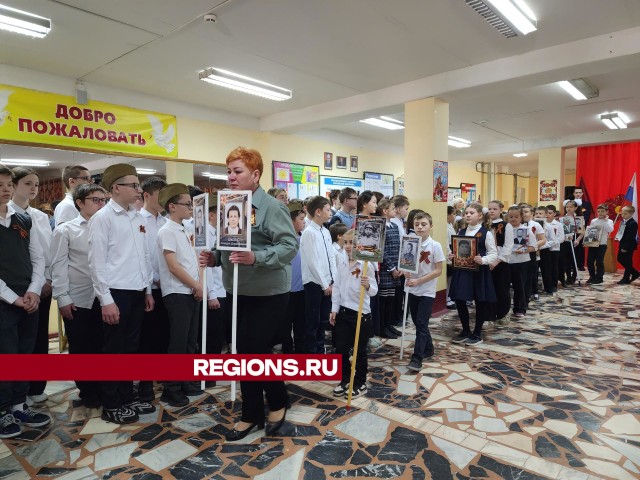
[0, 355, 342, 381]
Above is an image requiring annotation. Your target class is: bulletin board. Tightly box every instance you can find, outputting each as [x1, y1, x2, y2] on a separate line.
[272, 161, 320, 200]
[363, 171, 394, 198]
[320, 175, 364, 198]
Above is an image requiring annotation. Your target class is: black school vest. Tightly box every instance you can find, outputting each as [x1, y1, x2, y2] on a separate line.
[0, 212, 33, 296]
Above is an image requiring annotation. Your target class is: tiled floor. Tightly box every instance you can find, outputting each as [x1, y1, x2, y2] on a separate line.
[1, 273, 639, 479]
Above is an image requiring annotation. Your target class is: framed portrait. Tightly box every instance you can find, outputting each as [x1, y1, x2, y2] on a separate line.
[217, 190, 252, 252]
[350, 155, 358, 172]
[336, 156, 347, 169]
[560, 216, 576, 239]
[398, 235, 420, 274]
[583, 225, 601, 247]
[324, 152, 333, 170]
[353, 215, 386, 263]
[513, 227, 528, 254]
[452, 235, 478, 271]
[193, 193, 209, 250]
[575, 216, 585, 234]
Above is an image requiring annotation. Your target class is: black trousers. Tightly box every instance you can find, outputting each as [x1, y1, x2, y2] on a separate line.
[539, 249, 554, 293]
[587, 245, 607, 281]
[575, 239, 585, 270]
[100, 289, 145, 410]
[525, 253, 539, 297]
[28, 292, 52, 396]
[138, 289, 169, 396]
[408, 295, 434, 363]
[0, 301, 38, 411]
[490, 261, 511, 320]
[393, 280, 405, 325]
[334, 307, 371, 387]
[560, 241, 577, 283]
[378, 289, 396, 330]
[164, 293, 201, 393]
[455, 300, 492, 337]
[63, 299, 103, 403]
[235, 293, 290, 424]
[205, 297, 228, 354]
[304, 282, 330, 354]
[550, 251, 560, 292]
[283, 290, 305, 354]
[510, 262, 528, 314]
[618, 249, 639, 280]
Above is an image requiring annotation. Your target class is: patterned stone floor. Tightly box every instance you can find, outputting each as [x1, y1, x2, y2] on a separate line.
[1, 273, 639, 479]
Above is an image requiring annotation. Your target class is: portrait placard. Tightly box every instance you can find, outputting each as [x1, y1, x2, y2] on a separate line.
[217, 190, 252, 252]
[452, 235, 478, 271]
[513, 227, 528, 254]
[560, 216, 576, 240]
[353, 215, 386, 263]
[398, 235, 420, 274]
[583, 225, 602, 247]
[193, 193, 209, 250]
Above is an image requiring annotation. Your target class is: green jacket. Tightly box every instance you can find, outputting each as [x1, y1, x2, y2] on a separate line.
[216, 186, 298, 296]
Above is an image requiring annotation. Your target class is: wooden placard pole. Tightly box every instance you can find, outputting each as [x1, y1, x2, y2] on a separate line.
[346, 261, 368, 410]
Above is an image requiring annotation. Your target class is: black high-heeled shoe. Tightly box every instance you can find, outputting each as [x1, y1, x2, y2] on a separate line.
[224, 422, 264, 442]
[265, 408, 288, 436]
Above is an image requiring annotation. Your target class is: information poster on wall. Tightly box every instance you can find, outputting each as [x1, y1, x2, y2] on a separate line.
[448, 187, 462, 205]
[272, 161, 320, 200]
[460, 183, 477, 205]
[320, 175, 364, 198]
[433, 160, 448, 202]
[396, 178, 405, 195]
[363, 171, 394, 198]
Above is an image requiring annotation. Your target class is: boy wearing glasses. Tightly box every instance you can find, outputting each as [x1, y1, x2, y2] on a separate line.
[55, 165, 92, 227]
[156, 184, 203, 407]
[51, 184, 108, 409]
[88, 164, 155, 424]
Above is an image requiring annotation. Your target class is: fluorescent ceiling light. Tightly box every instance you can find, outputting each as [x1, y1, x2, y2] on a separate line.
[448, 136, 471, 148]
[203, 173, 228, 180]
[1, 159, 50, 167]
[558, 81, 586, 101]
[136, 168, 156, 175]
[600, 112, 629, 130]
[0, 4, 51, 38]
[199, 67, 292, 101]
[513, 152, 528, 158]
[557, 78, 598, 101]
[360, 117, 404, 130]
[465, 0, 536, 37]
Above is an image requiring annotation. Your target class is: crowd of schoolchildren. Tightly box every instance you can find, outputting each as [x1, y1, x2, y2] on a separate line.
[1, 160, 638, 440]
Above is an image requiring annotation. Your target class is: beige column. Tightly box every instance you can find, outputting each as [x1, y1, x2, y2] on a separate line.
[404, 97, 449, 293]
[165, 161, 194, 185]
[537, 148, 565, 210]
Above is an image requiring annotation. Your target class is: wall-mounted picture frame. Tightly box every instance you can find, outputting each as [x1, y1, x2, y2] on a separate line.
[452, 235, 478, 271]
[324, 152, 333, 170]
[217, 190, 252, 252]
[350, 155, 358, 172]
[336, 156, 347, 169]
[353, 215, 386, 263]
[397, 235, 420, 274]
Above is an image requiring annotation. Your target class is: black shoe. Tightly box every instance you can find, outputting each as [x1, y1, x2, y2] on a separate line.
[586, 277, 594, 284]
[406, 360, 422, 372]
[389, 326, 402, 336]
[452, 332, 470, 344]
[591, 278, 603, 285]
[225, 422, 264, 441]
[380, 327, 398, 339]
[630, 272, 640, 283]
[124, 400, 156, 415]
[265, 408, 288, 436]
[205, 381, 217, 389]
[183, 382, 204, 396]
[101, 406, 138, 424]
[160, 389, 189, 408]
[617, 279, 631, 285]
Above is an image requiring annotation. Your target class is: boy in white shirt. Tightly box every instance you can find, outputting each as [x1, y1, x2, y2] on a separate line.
[156, 184, 203, 407]
[522, 204, 546, 301]
[329, 222, 348, 267]
[301, 196, 337, 354]
[545, 205, 563, 294]
[586, 204, 614, 284]
[404, 212, 445, 372]
[330, 229, 377, 398]
[55, 165, 92, 227]
[536, 206, 557, 295]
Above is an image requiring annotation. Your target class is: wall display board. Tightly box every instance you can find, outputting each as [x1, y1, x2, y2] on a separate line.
[448, 187, 462, 205]
[396, 178, 405, 195]
[460, 183, 477, 205]
[272, 161, 320, 200]
[363, 171, 394, 198]
[320, 175, 364, 198]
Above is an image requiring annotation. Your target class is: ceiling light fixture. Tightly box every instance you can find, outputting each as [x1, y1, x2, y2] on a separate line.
[600, 112, 629, 130]
[557, 78, 598, 100]
[136, 168, 156, 175]
[203, 173, 228, 180]
[199, 67, 292, 101]
[448, 136, 471, 148]
[513, 152, 527, 158]
[360, 117, 404, 130]
[0, 159, 50, 167]
[0, 4, 51, 38]
[465, 0, 536, 38]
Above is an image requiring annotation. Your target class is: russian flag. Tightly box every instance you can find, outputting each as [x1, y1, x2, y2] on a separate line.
[624, 172, 638, 224]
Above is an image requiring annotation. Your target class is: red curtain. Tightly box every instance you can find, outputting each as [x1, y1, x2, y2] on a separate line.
[577, 141, 640, 271]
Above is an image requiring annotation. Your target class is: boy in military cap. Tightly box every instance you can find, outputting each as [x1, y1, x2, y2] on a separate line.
[157, 183, 203, 407]
[88, 163, 156, 424]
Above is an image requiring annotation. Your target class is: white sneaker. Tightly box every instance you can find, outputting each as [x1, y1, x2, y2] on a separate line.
[27, 393, 48, 405]
[368, 337, 382, 349]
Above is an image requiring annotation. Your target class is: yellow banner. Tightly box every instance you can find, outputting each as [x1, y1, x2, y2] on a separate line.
[0, 84, 178, 158]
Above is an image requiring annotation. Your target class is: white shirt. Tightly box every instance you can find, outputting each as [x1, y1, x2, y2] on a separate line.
[206, 224, 226, 299]
[54, 192, 78, 227]
[508, 223, 537, 264]
[447, 223, 456, 247]
[390, 217, 405, 234]
[0, 204, 45, 304]
[525, 220, 545, 250]
[300, 222, 337, 290]
[331, 259, 378, 314]
[333, 242, 348, 269]
[88, 199, 152, 306]
[157, 219, 199, 296]
[463, 224, 498, 265]
[9, 200, 52, 281]
[140, 208, 167, 289]
[588, 217, 614, 244]
[548, 219, 563, 251]
[405, 237, 445, 298]
[51, 215, 96, 309]
[492, 220, 514, 263]
[539, 220, 556, 250]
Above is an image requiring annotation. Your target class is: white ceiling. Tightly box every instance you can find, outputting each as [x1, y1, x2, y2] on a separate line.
[1, 0, 640, 175]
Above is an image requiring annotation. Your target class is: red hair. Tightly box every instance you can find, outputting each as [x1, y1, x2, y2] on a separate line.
[226, 147, 264, 177]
